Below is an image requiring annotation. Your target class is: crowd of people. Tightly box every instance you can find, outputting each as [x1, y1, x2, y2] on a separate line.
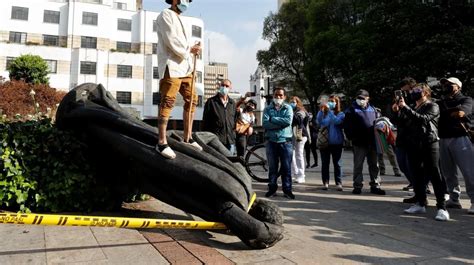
[155, 0, 472, 226]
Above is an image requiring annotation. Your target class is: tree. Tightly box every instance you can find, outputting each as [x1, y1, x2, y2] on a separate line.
[7, 54, 50, 85]
[257, 0, 319, 113]
[305, 0, 474, 108]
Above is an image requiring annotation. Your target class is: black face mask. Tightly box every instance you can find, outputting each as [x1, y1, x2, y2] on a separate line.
[410, 91, 423, 101]
[441, 85, 455, 95]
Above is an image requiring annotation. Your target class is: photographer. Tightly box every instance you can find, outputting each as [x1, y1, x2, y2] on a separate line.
[392, 83, 449, 221]
[437, 77, 474, 214]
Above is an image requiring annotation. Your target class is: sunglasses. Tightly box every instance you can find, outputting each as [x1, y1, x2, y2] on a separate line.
[356, 96, 366, 100]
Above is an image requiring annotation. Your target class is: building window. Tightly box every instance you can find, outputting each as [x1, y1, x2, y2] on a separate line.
[81, 36, 97, 49]
[80, 61, 96, 75]
[82, 12, 98, 26]
[152, 92, 160, 105]
[116, 91, 131, 104]
[153, 20, 157, 32]
[116, 42, 131, 52]
[6, 57, 16, 69]
[192, 25, 202, 38]
[152, 43, 157, 54]
[117, 19, 131, 31]
[43, 10, 60, 24]
[196, 71, 203, 83]
[9, 32, 27, 44]
[45, 60, 57, 73]
[114, 2, 127, 10]
[11, 6, 29, 21]
[117, 65, 132, 78]
[153, 67, 159, 79]
[43, 35, 59, 46]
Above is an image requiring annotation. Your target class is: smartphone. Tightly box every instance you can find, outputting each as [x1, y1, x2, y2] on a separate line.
[394, 90, 403, 101]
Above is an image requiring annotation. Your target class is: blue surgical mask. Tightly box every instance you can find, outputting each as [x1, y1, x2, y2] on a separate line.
[219, 86, 229, 96]
[290, 102, 297, 109]
[327, 102, 336, 110]
[177, 0, 189, 13]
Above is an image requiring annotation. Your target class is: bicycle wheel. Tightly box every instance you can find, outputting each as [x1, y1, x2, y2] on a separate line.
[244, 143, 269, 182]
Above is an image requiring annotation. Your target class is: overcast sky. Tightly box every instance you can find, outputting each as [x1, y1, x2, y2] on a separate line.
[143, 0, 277, 94]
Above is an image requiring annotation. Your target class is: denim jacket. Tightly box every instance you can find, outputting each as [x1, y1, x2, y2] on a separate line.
[263, 102, 293, 143]
[316, 110, 345, 145]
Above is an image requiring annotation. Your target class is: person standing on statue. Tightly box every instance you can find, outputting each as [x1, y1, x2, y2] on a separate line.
[155, 0, 202, 159]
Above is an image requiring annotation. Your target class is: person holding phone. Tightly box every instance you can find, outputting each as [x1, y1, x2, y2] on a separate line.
[391, 77, 417, 191]
[392, 83, 450, 221]
[155, 0, 202, 159]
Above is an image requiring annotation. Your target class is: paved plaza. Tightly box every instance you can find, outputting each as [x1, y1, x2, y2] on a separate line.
[0, 151, 473, 264]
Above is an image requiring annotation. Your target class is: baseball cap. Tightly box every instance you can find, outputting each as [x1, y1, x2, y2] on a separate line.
[356, 89, 370, 97]
[440, 77, 462, 88]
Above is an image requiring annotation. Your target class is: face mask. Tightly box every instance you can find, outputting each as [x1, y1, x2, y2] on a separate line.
[356, 99, 367, 107]
[441, 84, 454, 96]
[274, 98, 284, 106]
[177, 0, 189, 13]
[218, 86, 229, 96]
[410, 91, 423, 101]
[327, 102, 336, 110]
[290, 102, 297, 109]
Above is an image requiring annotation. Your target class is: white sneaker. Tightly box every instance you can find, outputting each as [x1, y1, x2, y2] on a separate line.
[404, 204, 426, 214]
[155, 145, 176, 159]
[185, 140, 203, 151]
[468, 204, 474, 215]
[295, 177, 305, 184]
[434, 209, 450, 221]
[336, 184, 343, 191]
[322, 183, 329, 190]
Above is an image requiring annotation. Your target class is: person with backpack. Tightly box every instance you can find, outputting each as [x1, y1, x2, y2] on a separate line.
[316, 94, 345, 191]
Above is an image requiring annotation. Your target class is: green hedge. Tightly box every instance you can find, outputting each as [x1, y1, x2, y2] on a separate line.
[0, 118, 111, 212]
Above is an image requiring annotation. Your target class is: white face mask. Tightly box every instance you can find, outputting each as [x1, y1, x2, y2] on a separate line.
[356, 99, 367, 107]
[274, 98, 284, 106]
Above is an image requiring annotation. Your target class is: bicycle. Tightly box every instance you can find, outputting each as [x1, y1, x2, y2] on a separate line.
[244, 143, 269, 182]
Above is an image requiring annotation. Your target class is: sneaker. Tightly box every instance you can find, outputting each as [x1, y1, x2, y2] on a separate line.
[265, 189, 276, 198]
[155, 144, 176, 159]
[322, 183, 329, 190]
[445, 199, 462, 209]
[394, 172, 402, 177]
[402, 184, 413, 191]
[380, 171, 386, 176]
[468, 205, 474, 215]
[283, 191, 295, 199]
[434, 209, 450, 221]
[311, 163, 318, 168]
[404, 203, 426, 214]
[184, 139, 203, 151]
[336, 184, 343, 191]
[370, 187, 386, 195]
[352, 187, 362, 194]
[295, 177, 305, 184]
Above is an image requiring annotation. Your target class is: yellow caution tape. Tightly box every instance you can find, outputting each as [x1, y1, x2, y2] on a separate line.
[247, 193, 257, 212]
[0, 213, 226, 230]
[0, 194, 258, 230]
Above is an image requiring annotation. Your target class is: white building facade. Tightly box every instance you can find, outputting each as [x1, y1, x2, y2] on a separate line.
[248, 65, 271, 127]
[0, 0, 205, 121]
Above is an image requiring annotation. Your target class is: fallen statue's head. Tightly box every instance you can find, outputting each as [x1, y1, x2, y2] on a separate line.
[55, 83, 284, 249]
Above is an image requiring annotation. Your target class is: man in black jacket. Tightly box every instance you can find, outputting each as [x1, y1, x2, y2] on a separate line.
[202, 79, 237, 153]
[437, 77, 474, 214]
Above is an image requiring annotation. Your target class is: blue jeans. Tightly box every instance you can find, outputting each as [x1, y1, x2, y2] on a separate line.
[320, 144, 343, 185]
[266, 140, 293, 193]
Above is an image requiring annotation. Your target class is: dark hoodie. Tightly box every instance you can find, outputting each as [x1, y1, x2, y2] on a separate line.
[437, 92, 473, 138]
